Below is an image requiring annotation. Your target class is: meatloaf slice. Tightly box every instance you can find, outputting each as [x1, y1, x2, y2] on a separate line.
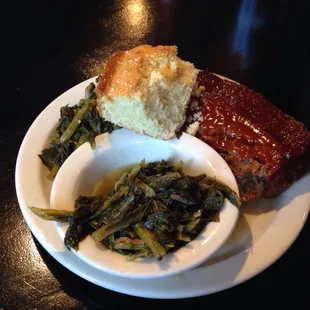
[186, 70, 310, 202]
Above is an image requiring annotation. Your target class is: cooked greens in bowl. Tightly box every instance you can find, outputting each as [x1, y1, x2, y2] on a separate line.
[31, 160, 240, 260]
[30, 159, 240, 261]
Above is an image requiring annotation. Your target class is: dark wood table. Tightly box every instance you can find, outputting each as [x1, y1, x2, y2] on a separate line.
[1, 1, 309, 309]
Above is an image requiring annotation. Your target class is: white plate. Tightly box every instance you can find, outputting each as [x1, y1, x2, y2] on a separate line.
[50, 128, 239, 279]
[15, 76, 310, 299]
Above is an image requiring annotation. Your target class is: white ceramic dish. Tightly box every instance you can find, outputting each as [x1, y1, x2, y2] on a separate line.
[50, 128, 239, 279]
[15, 76, 310, 298]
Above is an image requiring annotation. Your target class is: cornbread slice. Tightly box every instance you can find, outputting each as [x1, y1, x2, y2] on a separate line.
[96, 45, 199, 140]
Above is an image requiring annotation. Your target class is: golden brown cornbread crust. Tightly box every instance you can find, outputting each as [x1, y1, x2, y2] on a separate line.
[94, 44, 199, 139]
[96, 45, 178, 101]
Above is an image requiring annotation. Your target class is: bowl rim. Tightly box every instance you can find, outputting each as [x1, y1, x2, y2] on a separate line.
[49, 128, 240, 279]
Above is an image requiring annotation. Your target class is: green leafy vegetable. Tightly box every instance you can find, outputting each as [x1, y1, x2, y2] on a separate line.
[144, 172, 181, 191]
[29, 159, 241, 259]
[28, 206, 71, 222]
[92, 202, 150, 242]
[38, 82, 120, 179]
[134, 222, 167, 261]
[90, 186, 129, 220]
[200, 176, 241, 208]
[64, 222, 92, 251]
[126, 249, 153, 261]
[183, 218, 201, 233]
[113, 237, 146, 250]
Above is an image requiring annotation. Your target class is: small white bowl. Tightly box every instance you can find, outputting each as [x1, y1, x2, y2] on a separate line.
[50, 128, 239, 279]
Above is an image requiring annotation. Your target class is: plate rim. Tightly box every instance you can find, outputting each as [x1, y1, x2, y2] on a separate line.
[15, 75, 310, 299]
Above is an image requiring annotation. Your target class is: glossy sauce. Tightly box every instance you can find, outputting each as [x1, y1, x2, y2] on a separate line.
[192, 70, 310, 179]
[198, 95, 284, 171]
